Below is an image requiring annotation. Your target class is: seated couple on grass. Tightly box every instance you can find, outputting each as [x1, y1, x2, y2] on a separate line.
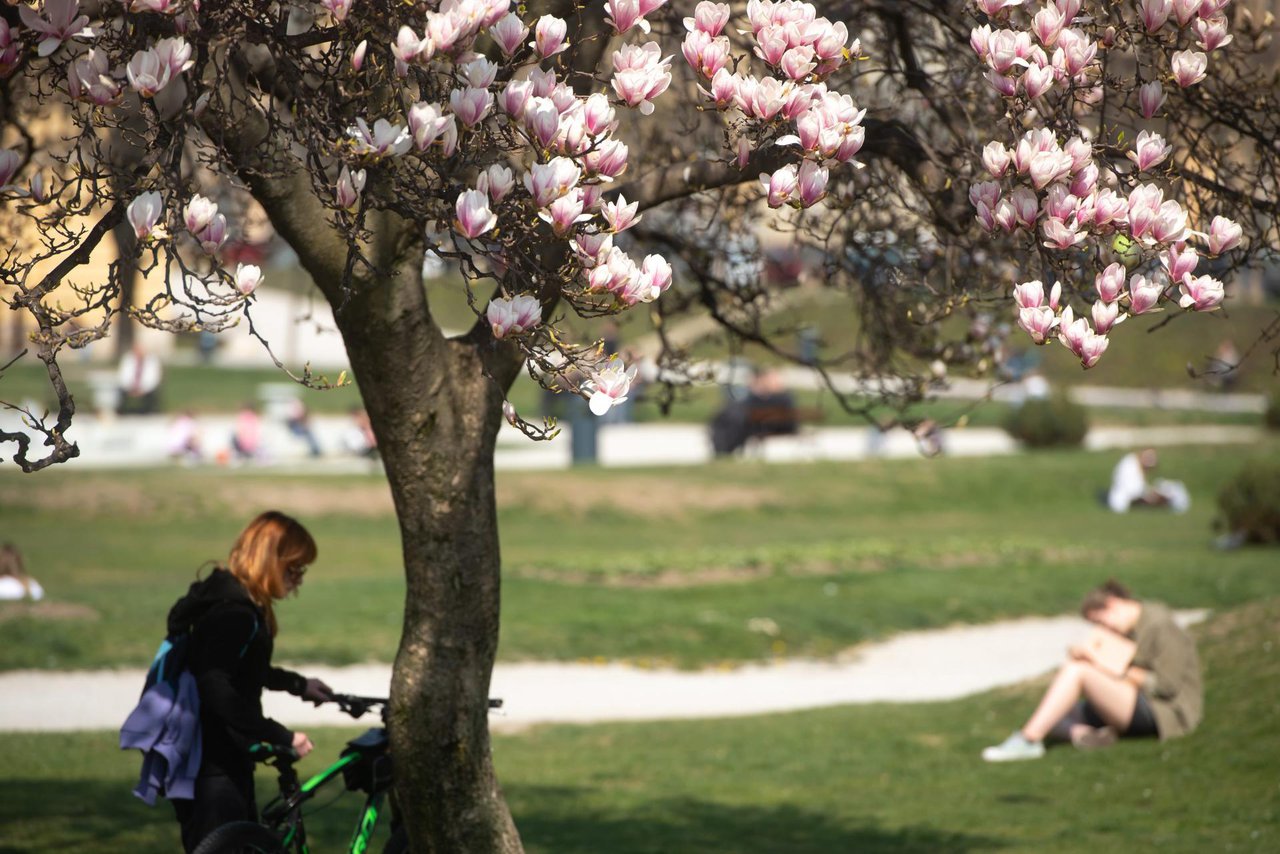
[983, 580, 1202, 762]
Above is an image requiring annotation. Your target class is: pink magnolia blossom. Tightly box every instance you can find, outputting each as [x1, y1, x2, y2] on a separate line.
[1127, 130, 1172, 172]
[1056, 305, 1089, 350]
[685, 1, 731, 36]
[449, 87, 493, 127]
[127, 191, 163, 241]
[531, 15, 569, 58]
[1041, 217, 1086, 249]
[1207, 215, 1242, 254]
[573, 232, 614, 268]
[1193, 16, 1232, 51]
[18, 0, 93, 58]
[391, 26, 425, 76]
[456, 189, 498, 239]
[606, 0, 668, 35]
[1138, 81, 1166, 118]
[321, 0, 355, 24]
[1062, 136, 1092, 172]
[347, 118, 412, 158]
[524, 157, 580, 208]
[154, 37, 194, 79]
[611, 42, 673, 116]
[528, 68, 558, 98]
[586, 359, 639, 416]
[601, 195, 641, 232]
[796, 160, 829, 207]
[1010, 187, 1040, 229]
[985, 29, 1022, 75]
[129, 0, 181, 11]
[1069, 162, 1099, 198]
[1162, 243, 1199, 281]
[1032, 5, 1066, 46]
[1028, 150, 1073, 189]
[0, 20, 19, 76]
[1091, 300, 1125, 335]
[1012, 128, 1056, 174]
[982, 141, 1011, 177]
[1139, 0, 1172, 33]
[582, 94, 617, 136]
[1049, 280, 1063, 310]
[760, 164, 799, 208]
[1095, 263, 1126, 302]
[1178, 273, 1225, 310]
[588, 247, 637, 295]
[0, 149, 21, 190]
[1171, 50, 1207, 87]
[1054, 28, 1096, 76]
[525, 97, 560, 148]
[1017, 306, 1059, 344]
[126, 49, 171, 98]
[183, 195, 218, 234]
[408, 102, 450, 151]
[1092, 189, 1129, 229]
[975, 0, 1025, 15]
[583, 139, 629, 180]
[351, 40, 368, 72]
[486, 294, 542, 340]
[68, 50, 122, 106]
[635, 255, 673, 301]
[1022, 63, 1054, 99]
[1076, 330, 1110, 368]
[969, 181, 1001, 211]
[1127, 273, 1165, 314]
[971, 24, 993, 60]
[682, 30, 731, 79]
[1171, 0, 1202, 27]
[502, 399, 518, 426]
[1013, 280, 1045, 310]
[235, 263, 263, 297]
[488, 13, 528, 56]
[538, 189, 592, 236]
[993, 199, 1019, 231]
[336, 165, 366, 209]
[1127, 184, 1164, 242]
[985, 71, 1017, 97]
[461, 58, 499, 90]
[477, 164, 515, 203]
[1150, 199, 1189, 244]
[1041, 184, 1079, 221]
[198, 214, 227, 254]
[499, 80, 533, 118]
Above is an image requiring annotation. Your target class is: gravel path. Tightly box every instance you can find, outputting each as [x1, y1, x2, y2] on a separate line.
[0, 611, 1206, 733]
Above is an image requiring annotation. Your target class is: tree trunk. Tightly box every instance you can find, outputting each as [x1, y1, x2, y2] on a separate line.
[332, 264, 523, 853]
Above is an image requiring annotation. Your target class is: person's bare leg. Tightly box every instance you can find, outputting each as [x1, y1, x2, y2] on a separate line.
[1021, 662, 1138, 742]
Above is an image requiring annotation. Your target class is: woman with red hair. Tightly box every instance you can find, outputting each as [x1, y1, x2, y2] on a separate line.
[169, 511, 333, 852]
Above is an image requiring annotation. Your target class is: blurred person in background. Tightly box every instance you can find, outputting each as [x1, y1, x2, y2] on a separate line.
[166, 410, 203, 464]
[1107, 448, 1190, 513]
[0, 542, 44, 601]
[230, 402, 264, 463]
[117, 343, 164, 415]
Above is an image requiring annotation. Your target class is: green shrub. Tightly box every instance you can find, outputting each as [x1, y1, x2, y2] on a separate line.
[1265, 396, 1280, 431]
[1217, 461, 1280, 544]
[1002, 395, 1089, 448]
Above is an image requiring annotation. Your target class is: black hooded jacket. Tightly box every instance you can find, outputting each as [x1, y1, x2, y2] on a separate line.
[167, 568, 306, 778]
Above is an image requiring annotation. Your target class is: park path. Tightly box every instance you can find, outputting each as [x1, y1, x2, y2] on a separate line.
[0, 610, 1206, 733]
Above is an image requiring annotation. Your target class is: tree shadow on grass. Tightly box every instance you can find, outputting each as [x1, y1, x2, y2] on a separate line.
[0, 778, 377, 853]
[511, 786, 1006, 854]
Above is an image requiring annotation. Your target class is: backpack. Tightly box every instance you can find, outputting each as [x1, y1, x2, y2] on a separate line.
[119, 605, 258, 804]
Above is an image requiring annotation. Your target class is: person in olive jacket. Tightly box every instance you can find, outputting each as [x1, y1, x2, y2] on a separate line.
[983, 580, 1202, 762]
[170, 511, 333, 851]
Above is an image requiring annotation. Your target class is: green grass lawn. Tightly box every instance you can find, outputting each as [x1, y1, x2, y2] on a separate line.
[1, 442, 1278, 670]
[2, 597, 1275, 853]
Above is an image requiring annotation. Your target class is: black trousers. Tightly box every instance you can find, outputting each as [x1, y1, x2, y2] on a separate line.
[172, 771, 257, 852]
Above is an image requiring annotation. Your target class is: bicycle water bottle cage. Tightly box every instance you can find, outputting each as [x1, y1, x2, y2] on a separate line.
[341, 727, 392, 794]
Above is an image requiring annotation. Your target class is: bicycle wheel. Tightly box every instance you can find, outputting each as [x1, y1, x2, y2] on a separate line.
[191, 821, 284, 854]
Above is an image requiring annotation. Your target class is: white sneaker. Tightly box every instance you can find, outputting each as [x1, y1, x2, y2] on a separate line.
[982, 731, 1046, 763]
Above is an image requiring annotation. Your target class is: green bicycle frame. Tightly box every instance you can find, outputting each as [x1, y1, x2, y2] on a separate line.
[274, 752, 388, 854]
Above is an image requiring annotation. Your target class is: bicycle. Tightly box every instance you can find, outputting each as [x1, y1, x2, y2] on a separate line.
[192, 693, 501, 854]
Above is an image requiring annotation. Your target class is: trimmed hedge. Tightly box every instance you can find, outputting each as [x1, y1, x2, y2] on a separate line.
[1217, 461, 1280, 544]
[1002, 395, 1089, 448]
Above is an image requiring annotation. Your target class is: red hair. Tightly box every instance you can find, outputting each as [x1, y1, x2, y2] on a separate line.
[225, 511, 316, 635]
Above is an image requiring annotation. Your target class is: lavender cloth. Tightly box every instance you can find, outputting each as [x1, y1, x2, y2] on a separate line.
[120, 668, 203, 805]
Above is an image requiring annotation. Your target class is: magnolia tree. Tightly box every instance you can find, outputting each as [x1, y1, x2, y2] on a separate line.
[1, 0, 1277, 850]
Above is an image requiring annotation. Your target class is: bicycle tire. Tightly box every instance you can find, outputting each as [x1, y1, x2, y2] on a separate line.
[191, 821, 285, 854]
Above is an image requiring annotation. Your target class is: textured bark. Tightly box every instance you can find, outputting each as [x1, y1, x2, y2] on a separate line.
[250, 176, 525, 849]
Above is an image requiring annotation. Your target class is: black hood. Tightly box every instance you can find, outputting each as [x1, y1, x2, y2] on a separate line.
[166, 567, 255, 636]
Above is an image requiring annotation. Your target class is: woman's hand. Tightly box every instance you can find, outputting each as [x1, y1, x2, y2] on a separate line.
[292, 731, 315, 758]
[301, 677, 335, 706]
